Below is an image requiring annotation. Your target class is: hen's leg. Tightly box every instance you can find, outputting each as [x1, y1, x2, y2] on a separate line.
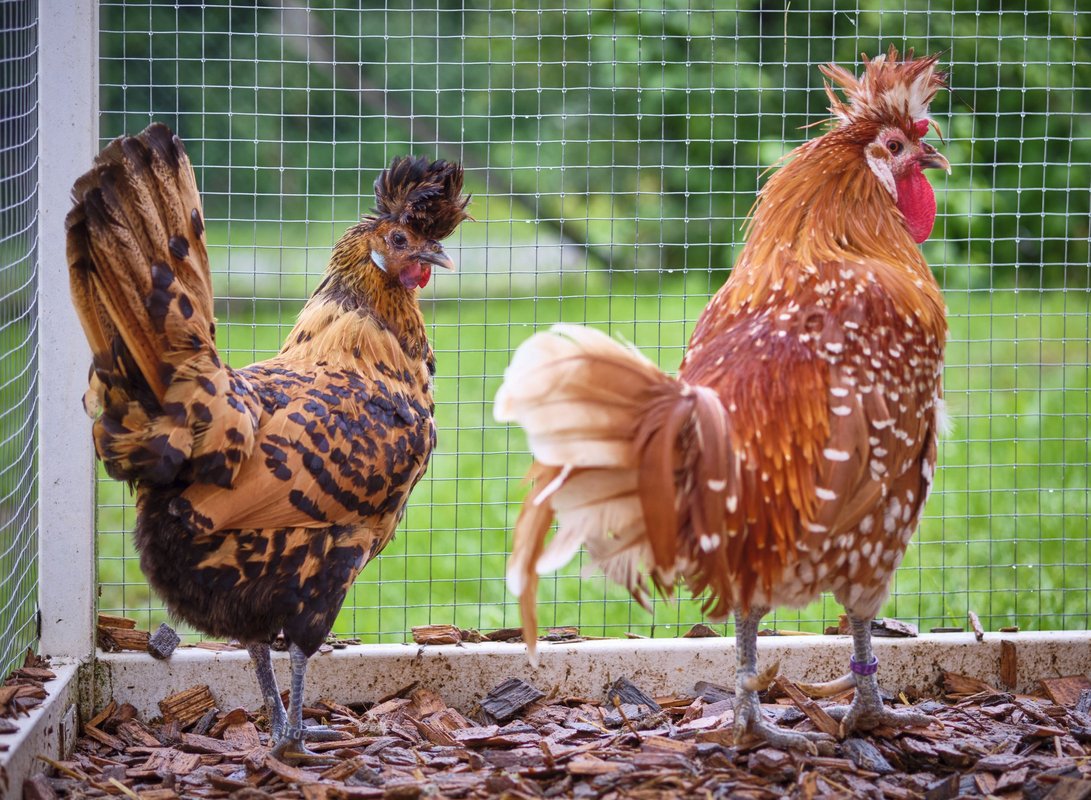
[733, 608, 835, 754]
[824, 615, 932, 734]
[269, 643, 346, 761]
[247, 643, 287, 740]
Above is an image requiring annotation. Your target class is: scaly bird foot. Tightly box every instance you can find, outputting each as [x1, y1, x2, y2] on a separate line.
[734, 683, 836, 756]
[268, 713, 288, 743]
[295, 723, 352, 742]
[269, 725, 348, 764]
[737, 715, 838, 756]
[825, 700, 932, 736]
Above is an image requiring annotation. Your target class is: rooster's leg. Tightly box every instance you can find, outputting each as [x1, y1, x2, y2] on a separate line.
[824, 615, 932, 734]
[733, 608, 835, 755]
[269, 643, 347, 761]
[248, 643, 288, 740]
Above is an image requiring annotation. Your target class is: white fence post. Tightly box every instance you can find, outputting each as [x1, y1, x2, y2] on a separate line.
[37, 0, 99, 662]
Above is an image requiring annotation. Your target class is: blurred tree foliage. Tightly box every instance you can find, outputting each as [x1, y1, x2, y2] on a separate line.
[100, 0, 1089, 287]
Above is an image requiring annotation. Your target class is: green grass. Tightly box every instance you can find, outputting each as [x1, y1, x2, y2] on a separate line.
[95, 275, 1091, 641]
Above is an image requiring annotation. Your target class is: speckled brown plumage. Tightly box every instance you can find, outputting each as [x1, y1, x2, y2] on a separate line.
[497, 49, 949, 748]
[67, 123, 469, 755]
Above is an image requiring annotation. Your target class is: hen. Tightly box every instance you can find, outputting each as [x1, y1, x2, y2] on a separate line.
[496, 48, 949, 751]
[67, 123, 470, 757]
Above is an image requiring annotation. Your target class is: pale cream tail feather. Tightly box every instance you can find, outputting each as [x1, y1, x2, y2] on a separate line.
[495, 323, 672, 467]
[506, 462, 561, 666]
[496, 324, 734, 660]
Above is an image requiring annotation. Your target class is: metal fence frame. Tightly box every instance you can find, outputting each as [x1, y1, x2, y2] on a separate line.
[0, 3, 96, 790]
[37, 0, 97, 665]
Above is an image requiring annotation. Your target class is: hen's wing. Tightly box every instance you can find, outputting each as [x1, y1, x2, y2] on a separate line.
[172, 359, 434, 534]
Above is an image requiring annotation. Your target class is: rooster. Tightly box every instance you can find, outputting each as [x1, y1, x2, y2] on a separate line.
[496, 48, 949, 752]
[67, 123, 470, 757]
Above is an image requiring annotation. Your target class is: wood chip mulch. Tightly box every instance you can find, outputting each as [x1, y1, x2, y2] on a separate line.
[0, 649, 55, 743]
[29, 666, 1091, 799]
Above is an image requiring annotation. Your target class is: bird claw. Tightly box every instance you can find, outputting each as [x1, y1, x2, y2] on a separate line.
[742, 659, 782, 693]
[796, 672, 857, 698]
[826, 702, 933, 736]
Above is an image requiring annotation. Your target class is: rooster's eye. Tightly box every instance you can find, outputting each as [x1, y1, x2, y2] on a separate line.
[888, 140, 903, 155]
[391, 232, 407, 248]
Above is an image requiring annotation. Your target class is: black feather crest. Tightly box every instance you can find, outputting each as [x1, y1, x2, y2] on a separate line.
[370, 155, 471, 240]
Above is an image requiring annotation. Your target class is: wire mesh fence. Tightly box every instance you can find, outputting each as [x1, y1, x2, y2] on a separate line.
[92, 1, 1090, 643]
[0, 0, 40, 676]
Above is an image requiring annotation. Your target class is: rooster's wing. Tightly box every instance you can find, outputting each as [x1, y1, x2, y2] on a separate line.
[683, 258, 942, 611]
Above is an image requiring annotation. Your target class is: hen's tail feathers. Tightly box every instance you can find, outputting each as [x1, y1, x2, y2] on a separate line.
[67, 123, 259, 487]
[495, 324, 737, 660]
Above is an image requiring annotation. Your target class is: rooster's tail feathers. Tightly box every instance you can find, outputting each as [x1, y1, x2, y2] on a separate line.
[496, 325, 737, 657]
[495, 323, 671, 467]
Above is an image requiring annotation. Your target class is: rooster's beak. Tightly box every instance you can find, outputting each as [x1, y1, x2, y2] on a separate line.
[918, 143, 951, 175]
[417, 246, 456, 273]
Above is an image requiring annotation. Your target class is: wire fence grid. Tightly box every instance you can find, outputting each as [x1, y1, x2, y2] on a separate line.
[0, 0, 40, 677]
[86, 1, 1090, 644]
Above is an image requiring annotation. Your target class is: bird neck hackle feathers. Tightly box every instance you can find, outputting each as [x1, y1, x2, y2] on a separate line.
[284, 226, 431, 366]
[282, 156, 471, 366]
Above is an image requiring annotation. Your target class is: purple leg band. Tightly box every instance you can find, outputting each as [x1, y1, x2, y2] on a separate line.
[850, 655, 879, 676]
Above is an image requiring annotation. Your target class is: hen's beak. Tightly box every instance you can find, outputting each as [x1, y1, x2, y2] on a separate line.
[417, 246, 456, 273]
[918, 142, 951, 175]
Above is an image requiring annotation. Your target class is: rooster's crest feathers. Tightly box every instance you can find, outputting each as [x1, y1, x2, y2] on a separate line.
[370, 156, 471, 241]
[821, 45, 945, 133]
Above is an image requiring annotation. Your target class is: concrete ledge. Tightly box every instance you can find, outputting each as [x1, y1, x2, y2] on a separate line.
[0, 663, 80, 798]
[92, 632, 1091, 719]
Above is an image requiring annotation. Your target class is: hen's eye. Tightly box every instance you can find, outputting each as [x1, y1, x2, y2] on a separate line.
[391, 232, 407, 248]
[888, 140, 903, 155]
